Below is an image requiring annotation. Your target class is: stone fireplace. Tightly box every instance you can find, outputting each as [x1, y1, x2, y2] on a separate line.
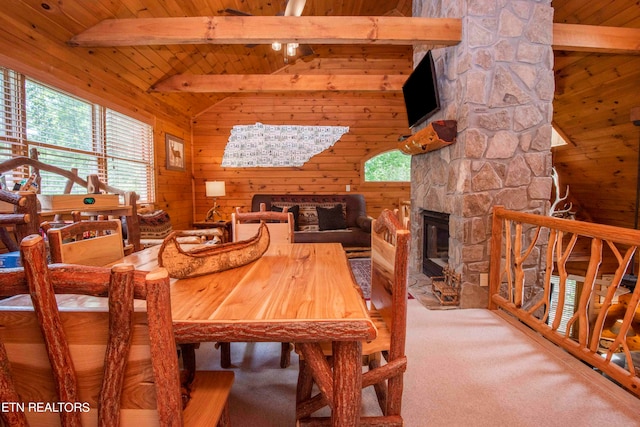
[410, 0, 554, 307]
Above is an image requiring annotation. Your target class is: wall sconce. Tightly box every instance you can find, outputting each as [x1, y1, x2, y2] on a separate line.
[271, 41, 282, 51]
[205, 181, 226, 222]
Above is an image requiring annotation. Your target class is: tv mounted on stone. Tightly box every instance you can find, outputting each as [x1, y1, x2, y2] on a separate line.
[402, 50, 441, 129]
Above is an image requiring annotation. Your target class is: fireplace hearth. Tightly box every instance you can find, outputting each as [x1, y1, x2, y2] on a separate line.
[422, 210, 449, 277]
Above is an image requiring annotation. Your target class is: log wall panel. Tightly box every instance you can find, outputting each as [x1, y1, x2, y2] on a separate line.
[192, 91, 411, 223]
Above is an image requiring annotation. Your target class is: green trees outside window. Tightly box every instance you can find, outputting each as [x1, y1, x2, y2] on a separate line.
[364, 150, 410, 182]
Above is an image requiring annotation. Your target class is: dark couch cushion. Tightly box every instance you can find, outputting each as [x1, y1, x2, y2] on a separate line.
[251, 194, 371, 248]
[317, 204, 347, 230]
[271, 204, 300, 231]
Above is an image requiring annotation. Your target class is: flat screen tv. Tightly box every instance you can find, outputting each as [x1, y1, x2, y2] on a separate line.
[402, 50, 441, 129]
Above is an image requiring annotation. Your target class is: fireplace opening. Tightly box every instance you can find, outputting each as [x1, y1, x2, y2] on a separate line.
[422, 210, 450, 277]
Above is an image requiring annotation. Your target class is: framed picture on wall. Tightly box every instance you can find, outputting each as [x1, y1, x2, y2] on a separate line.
[165, 133, 185, 171]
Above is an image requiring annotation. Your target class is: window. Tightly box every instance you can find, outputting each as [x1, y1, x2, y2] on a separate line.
[0, 67, 155, 203]
[364, 150, 410, 182]
[548, 275, 577, 334]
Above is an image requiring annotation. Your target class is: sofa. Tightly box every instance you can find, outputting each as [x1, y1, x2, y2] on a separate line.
[251, 194, 372, 249]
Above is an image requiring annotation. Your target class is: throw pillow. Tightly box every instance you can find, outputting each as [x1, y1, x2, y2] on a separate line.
[138, 210, 173, 239]
[271, 204, 300, 230]
[316, 204, 347, 230]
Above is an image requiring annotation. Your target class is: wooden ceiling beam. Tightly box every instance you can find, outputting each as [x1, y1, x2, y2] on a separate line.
[150, 74, 406, 92]
[553, 23, 640, 54]
[68, 16, 462, 47]
[67, 16, 640, 55]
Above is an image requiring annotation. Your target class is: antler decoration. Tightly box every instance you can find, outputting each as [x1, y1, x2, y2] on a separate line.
[549, 167, 574, 218]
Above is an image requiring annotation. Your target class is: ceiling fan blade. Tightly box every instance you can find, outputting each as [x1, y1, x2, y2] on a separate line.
[299, 44, 314, 57]
[222, 8, 253, 16]
[284, 0, 306, 16]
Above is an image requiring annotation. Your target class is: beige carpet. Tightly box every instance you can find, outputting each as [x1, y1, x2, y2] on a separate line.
[192, 299, 640, 426]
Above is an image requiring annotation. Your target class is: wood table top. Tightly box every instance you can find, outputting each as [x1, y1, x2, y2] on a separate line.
[168, 243, 376, 343]
[2, 243, 376, 343]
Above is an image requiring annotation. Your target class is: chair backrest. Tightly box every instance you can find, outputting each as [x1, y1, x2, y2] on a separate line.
[232, 203, 294, 248]
[46, 218, 125, 266]
[370, 209, 410, 361]
[397, 199, 411, 229]
[0, 234, 182, 426]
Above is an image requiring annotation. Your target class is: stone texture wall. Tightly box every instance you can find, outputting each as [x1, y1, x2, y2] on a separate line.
[411, 0, 554, 307]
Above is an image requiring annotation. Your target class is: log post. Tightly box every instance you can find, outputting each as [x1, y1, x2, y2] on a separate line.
[332, 341, 362, 427]
[144, 268, 182, 427]
[21, 234, 82, 427]
[98, 263, 135, 427]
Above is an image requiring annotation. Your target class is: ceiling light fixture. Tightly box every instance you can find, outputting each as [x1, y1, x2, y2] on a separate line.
[286, 42, 298, 57]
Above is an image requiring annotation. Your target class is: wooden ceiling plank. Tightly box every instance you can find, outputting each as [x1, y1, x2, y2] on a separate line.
[396, 0, 413, 17]
[0, 5, 171, 93]
[553, 23, 640, 54]
[121, 0, 214, 78]
[68, 16, 462, 47]
[150, 74, 406, 92]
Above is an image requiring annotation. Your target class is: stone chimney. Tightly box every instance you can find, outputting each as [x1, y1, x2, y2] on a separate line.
[411, 0, 554, 307]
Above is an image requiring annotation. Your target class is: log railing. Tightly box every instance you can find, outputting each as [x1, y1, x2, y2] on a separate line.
[489, 205, 640, 398]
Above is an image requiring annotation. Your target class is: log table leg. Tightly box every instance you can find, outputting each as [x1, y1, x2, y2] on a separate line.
[179, 344, 196, 384]
[332, 340, 362, 427]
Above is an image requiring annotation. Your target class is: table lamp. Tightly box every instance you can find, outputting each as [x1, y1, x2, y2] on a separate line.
[205, 181, 226, 222]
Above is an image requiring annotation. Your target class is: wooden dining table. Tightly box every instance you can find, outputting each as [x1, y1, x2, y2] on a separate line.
[112, 241, 377, 426]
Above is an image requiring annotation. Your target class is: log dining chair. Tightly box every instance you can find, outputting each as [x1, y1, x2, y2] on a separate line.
[231, 203, 295, 250]
[295, 209, 410, 425]
[0, 234, 235, 427]
[45, 218, 127, 266]
[216, 204, 296, 369]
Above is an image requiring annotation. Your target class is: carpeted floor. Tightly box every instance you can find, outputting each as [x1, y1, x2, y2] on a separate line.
[193, 299, 640, 426]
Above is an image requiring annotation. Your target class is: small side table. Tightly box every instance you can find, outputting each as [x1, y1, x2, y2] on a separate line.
[192, 220, 230, 243]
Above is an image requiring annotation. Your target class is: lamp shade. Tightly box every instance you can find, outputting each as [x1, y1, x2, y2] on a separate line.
[205, 181, 226, 197]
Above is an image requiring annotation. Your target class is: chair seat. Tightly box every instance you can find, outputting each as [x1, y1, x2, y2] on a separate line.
[299, 308, 391, 357]
[183, 370, 235, 426]
[362, 308, 392, 355]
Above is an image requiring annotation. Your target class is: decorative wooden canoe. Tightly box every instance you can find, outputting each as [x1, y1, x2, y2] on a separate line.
[158, 222, 270, 279]
[398, 119, 457, 155]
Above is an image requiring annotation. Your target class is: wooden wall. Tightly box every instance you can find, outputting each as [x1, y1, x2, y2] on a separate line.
[191, 91, 411, 222]
[152, 124, 194, 229]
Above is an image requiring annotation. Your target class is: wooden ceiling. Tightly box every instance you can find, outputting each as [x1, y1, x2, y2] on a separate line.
[552, 0, 640, 229]
[0, 0, 639, 228]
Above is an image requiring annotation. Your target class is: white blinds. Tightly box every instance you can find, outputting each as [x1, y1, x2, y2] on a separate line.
[0, 69, 28, 184]
[105, 110, 155, 203]
[549, 275, 577, 334]
[0, 66, 154, 202]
